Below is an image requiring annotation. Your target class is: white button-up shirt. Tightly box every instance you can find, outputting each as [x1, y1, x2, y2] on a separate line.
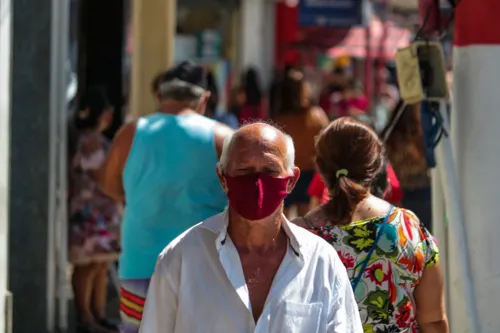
[140, 211, 363, 333]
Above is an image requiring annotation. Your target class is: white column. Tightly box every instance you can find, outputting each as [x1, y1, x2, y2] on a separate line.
[452, 46, 500, 332]
[430, 168, 450, 318]
[436, 102, 477, 333]
[0, 0, 11, 331]
[452, 0, 500, 331]
[240, 0, 275, 86]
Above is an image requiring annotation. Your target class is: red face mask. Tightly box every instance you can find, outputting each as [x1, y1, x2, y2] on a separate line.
[225, 173, 291, 221]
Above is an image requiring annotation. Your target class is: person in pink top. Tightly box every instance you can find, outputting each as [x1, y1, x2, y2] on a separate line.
[333, 79, 368, 118]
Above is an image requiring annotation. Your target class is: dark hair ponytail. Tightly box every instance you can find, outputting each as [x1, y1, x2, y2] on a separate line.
[316, 117, 384, 225]
[327, 176, 369, 225]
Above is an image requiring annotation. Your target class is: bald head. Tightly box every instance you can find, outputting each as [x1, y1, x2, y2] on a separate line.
[218, 123, 295, 176]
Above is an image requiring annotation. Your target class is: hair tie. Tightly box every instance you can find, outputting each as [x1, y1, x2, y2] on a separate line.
[336, 169, 348, 178]
[78, 108, 90, 119]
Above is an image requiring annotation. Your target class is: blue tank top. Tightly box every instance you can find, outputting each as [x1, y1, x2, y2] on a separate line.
[120, 112, 227, 279]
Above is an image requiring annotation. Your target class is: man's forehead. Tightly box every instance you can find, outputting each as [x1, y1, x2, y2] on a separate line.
[229, 124, 287, 157]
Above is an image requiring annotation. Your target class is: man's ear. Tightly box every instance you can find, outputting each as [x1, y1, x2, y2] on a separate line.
[216, 165, 228, 193]
[287, 167, 301, 194]
[195, 91, 211, 115]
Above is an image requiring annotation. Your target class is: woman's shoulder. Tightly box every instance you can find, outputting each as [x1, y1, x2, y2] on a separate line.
[293, 202, 426, 231]
[388, 207, 434, 243]
[307, 106, 329, 124]
[292, 204, 330, 229]
[392, 207, 421, 225]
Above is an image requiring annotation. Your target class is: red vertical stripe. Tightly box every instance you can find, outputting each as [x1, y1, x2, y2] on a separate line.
[453, 0, 500, 46]
[275, 3, 299, 67]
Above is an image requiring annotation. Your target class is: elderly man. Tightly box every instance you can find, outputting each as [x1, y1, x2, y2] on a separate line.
[140, 123, 363, 333]
[101, 61, 232, 332]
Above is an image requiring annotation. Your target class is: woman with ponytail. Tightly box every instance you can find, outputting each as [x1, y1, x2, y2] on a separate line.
[294, 117, 448, 333]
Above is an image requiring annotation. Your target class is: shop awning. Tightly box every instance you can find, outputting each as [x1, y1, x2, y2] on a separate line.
[327, 18, 411, 59]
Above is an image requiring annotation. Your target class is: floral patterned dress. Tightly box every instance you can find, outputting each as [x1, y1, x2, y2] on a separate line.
[300, 206, 439, 333]
[68, 131, 121, 265]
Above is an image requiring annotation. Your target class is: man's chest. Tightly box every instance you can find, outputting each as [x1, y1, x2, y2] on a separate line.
[174, 243, 332, 333]
[239, 251, 285, 320]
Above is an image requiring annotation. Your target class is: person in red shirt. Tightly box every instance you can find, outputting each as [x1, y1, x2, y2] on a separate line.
[308, 172, 329, 210]
[385, 162, 403, 204]
[308, 160, 402, 210]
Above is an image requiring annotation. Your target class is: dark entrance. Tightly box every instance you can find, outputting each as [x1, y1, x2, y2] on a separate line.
[78, 0, 125, 138]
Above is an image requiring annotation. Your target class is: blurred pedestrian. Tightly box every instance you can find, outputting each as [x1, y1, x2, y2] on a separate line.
[382, 102, 432, 231]
[101, 61, 233, 332]
[295, 117, 448, 333]
[319, 66, 351, 116]
[307, 172, 330, 209]
[140, 123, 363, 333]
[373, 82, 399, 133]
[204, 70, 219, 118]
[333, 79, 368, 119]
[227, 85, 246, 121]
[205, 71, 239, 129]
[238, 67, 266, 124]
[271, 69, 329, 218]
[268, 64, 294, 117]
[69, 86, 120, 333]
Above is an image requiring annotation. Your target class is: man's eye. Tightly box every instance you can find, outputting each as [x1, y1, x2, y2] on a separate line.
[237, 168, 254, 173]
[264, 169, 280, 176]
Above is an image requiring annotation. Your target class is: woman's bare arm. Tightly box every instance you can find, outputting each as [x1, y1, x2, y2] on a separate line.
[309, 196, 321, 211]
[414, 261, 449, 333]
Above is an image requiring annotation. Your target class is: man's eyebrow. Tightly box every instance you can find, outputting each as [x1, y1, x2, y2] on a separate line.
[266, 159, 284, 170]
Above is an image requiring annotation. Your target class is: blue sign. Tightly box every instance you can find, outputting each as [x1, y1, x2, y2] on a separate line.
[298, 0, 364, 28]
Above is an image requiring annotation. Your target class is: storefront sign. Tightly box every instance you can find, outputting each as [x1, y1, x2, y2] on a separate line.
[298, 0, 364, 28]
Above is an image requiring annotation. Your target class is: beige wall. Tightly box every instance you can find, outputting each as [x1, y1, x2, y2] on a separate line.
[130, 0, 176, 118]
[230, 10, 242, 85]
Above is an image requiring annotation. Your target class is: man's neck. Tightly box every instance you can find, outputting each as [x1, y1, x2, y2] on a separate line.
[158, 106, 196, 115]
[158, 100, 197, 115]
[227, 209, 286, 253]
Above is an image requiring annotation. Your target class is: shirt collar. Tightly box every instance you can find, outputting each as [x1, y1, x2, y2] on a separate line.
[201, 210, 304, 258]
